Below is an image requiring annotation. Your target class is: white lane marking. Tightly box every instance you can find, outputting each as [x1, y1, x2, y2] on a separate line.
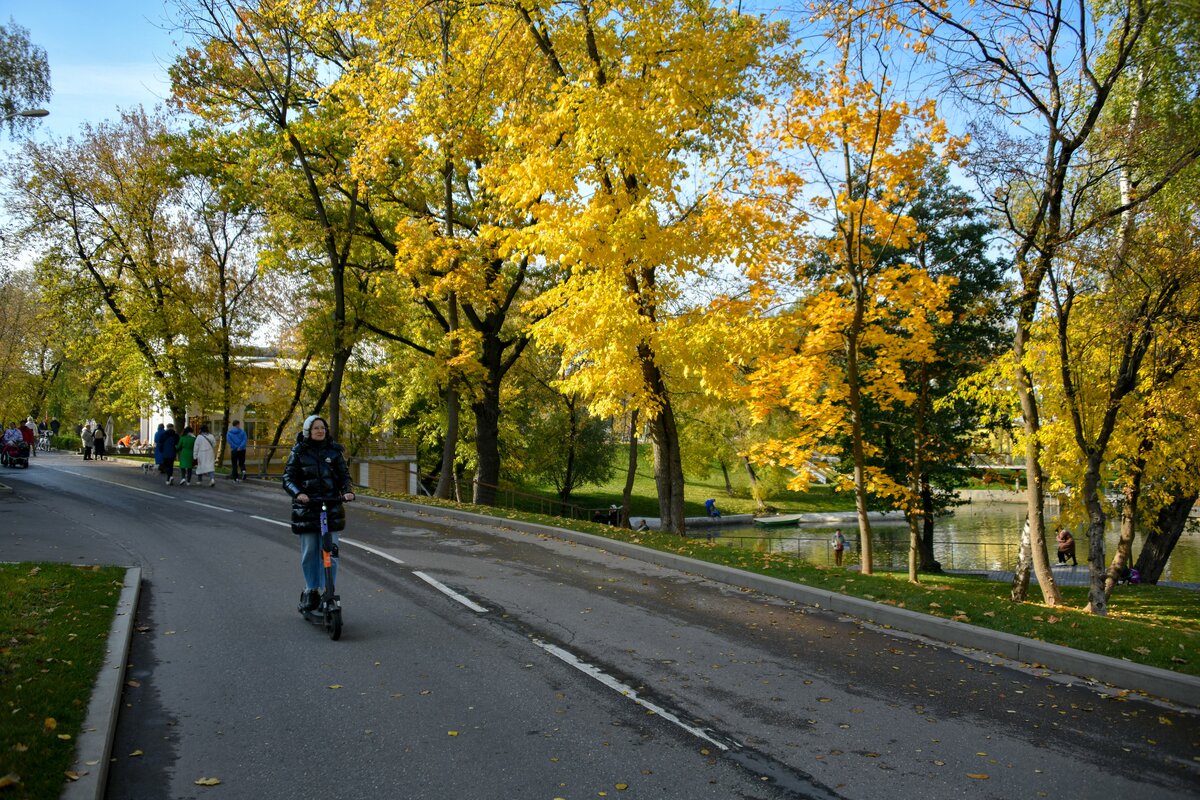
[340, 538, 406, 566]
[412, 571, 488, 613]
[251, 515, 290, 527]
[60, 471, 171, 498]
[532, 638, 730, 752]
[185, 500, 234, 512]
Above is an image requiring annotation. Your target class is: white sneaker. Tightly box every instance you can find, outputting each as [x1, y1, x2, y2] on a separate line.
[209, 479, 215, 487]
[165, 478, 172, 485]
[180, 480, 188, 486]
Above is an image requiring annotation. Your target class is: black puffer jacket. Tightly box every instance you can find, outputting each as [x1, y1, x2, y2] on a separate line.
[282, 433, 352, 535]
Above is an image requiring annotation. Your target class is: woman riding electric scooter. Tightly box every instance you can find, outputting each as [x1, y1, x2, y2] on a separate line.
[282, 414, 355, 624]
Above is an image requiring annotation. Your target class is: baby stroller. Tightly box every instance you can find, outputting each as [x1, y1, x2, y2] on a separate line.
[1, 440, 30, 468]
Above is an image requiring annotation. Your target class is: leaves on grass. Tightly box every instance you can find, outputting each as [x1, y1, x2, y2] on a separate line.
[64, 771, 80, 781]
[43, 718, 57, 732]
[0, 774, 21, 789]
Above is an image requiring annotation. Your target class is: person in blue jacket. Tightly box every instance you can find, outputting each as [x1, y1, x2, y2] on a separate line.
[152, 423, 166, 471]
[705, 498, 722, 518]
[226, 419, 248, 482]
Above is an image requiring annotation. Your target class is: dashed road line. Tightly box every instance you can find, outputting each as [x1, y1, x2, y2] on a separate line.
[185, 500, 234, 512]
[340, 538, 406, 566]
[532, 638, 731, 751]
[412, 570, 489, 613]
[250, 515, 290, 527]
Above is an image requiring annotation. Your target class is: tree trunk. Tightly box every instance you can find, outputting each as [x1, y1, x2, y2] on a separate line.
[1106, 439, 1149, 597]
[1010, 516, 1034, 602]
[720, 461, 734, 496]
[918, 479, 941, 572]
[743, 456, 765, 512]
[434, 385, 459, 500]
[1081, 455, 1109, 615]
[558, 400, 580, 507]
[1134, 492, 1198, 584]
[844, 311, 874, 574]
[620, 409, 639, 528]
[649, 399, 686, 535]
[1012, 321, 1061, 605]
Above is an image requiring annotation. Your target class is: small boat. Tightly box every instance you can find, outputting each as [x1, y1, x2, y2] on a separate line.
[752, 514, 807, 527]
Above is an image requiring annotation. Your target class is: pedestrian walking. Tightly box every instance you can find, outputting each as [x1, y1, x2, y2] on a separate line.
[20, 421, 36, 458]
[92, 424, 107, 461]
[177, 427, 196, 485]
[159, 423, 181, 485]
[226, 419, 248, 482]
[193, 424, 218, 487]
[1056, 528, 1077, 566]
[81, 424, 95, 460]
[152, 423, 166, 472]
[832, 528, 847, 566]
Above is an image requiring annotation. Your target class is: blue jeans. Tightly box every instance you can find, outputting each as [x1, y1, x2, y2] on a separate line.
[299, 531, 339, 591]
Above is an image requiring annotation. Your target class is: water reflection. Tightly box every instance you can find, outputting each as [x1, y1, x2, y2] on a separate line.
[703, 503, 1200, 583]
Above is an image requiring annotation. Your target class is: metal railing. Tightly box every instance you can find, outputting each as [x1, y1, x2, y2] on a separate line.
[716, 532, 1027, 572]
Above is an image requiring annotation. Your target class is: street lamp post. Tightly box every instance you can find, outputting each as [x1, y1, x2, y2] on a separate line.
[3, 108, 49, 122]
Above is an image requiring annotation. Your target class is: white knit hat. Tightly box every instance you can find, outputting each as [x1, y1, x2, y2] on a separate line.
[302, 414, 325, 439]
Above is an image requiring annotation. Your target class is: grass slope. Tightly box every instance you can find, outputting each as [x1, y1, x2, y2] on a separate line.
[0, 563, 124, 799]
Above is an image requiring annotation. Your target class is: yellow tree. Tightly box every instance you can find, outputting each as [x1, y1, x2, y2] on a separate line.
[297, 0, 541, 504]
[748, 13, 960, 575]
[487, 0, 785, 533]
[900, 0, 1200, 608]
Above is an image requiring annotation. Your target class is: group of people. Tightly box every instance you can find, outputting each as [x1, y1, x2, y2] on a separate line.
[147, 418, 249, 486]
[4, 421, 37, 454]
[80, 422, 108, 460]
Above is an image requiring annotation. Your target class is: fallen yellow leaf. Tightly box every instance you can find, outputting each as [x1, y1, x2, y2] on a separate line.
[967, 773, 989, 780]
[130, 750, 144, 757]
[195, 777, 222, 786]
[57, 734, 72, 741]
[448, 731, 459, 737]
[1158, 716, 1173, 726]
[328, 685, 343, 690]
[44, 718, 57, 732]
[616, 784, 629, 790]
[65, 771, 80, 781]
[0, 774, 20, 789]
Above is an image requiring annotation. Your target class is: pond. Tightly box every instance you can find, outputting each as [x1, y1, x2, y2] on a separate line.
[697, 502, 1200, 584]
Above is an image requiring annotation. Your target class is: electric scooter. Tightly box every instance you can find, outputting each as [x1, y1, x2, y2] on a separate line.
[299, 496, 344, 640]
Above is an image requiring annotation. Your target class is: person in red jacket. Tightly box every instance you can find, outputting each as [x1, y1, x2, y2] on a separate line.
[19, 421, 36, 458]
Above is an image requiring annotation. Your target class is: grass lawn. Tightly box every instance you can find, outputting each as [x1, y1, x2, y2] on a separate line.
[510, 444, 859, 518]
[376, 494, 1200, 677]
[0, 563, 125, 799]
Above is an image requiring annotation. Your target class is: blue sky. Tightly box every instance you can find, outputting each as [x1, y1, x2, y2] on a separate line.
[3, 0, 179, 140]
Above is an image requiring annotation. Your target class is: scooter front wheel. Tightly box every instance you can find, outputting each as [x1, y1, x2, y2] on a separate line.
[326, 608, 342, 640]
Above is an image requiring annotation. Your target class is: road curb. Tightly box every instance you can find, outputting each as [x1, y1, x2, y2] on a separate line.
[365, 497, 1200, 708]
[64, 566, 141, 800]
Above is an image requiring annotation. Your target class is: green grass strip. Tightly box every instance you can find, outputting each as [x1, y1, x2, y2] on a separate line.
[0, 563, 125, 799]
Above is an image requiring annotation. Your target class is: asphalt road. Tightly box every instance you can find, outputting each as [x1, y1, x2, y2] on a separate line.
[3, 452, 1198, 800]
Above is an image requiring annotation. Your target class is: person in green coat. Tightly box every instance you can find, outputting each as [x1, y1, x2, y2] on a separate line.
[176, 427, 197, 486]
